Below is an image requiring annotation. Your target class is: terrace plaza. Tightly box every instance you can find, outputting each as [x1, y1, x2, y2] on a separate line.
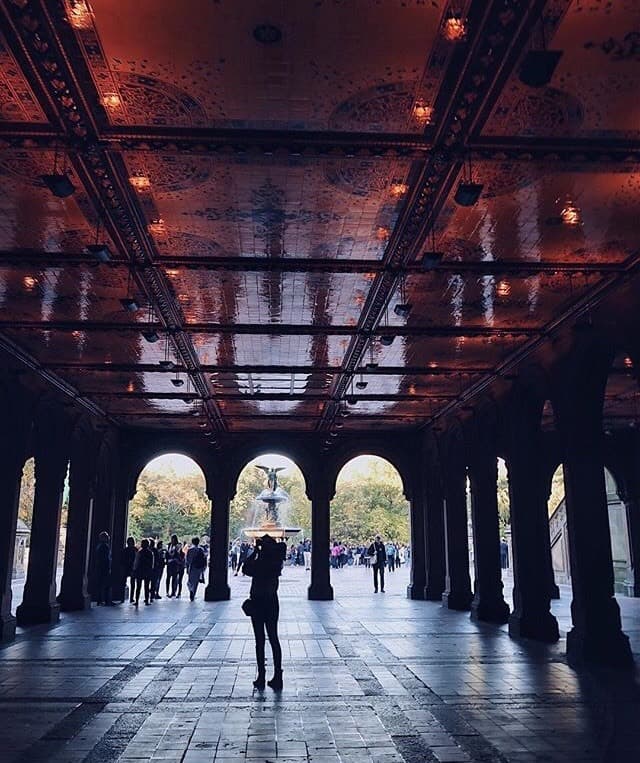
[0, 1, 640, 761]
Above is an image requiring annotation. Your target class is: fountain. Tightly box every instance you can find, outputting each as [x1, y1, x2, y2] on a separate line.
[242, 464, 302, 540]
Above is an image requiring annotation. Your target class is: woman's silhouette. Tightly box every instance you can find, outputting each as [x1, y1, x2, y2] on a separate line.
[243, 534, 286, 690]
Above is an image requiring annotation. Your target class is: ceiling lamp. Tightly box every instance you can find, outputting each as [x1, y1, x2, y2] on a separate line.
[171, 376, 185, 388]
[393, 273, 412, 319]
[519, 50, 562, 88]
[355, 371, 368, 391]
[560, 199, 582, 226]
[42, 173, 76, 198]
[142, 328, 160, 343]
[120, 267, 139, 312]
[412, 100, 434, 125]
[519, 18, 562, 88]
[159, 333, 175, 369]
[86, 215, 111, 262]
[454, 181, 483, 207]
[379, 335, 395, 347]
[441, 9, 467, 42]
[421, 224, 444, 271]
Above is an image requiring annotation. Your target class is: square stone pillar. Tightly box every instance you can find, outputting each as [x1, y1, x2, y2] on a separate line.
[58, 429, 102, 612]
[16, 411, 72, 627]
[441, 443, 473, 611]
[205, 484, 231, 601]
[553, 340, 633, 668]
[468, 448, 510, 625]
[424, 451, 446, 601]
[505, 389, 559, 642]
[308, 484, 334, 601]
[407, 467, 427, 600]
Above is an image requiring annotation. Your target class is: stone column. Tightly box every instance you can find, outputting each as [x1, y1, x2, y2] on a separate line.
[205, 483, 231, 601]
[622, 492, 640, 597]
[505, 389, 559, 642]
[58, 432, 100, 611]
[468, 448, 510, 624]
[441, 444, 473, 611]
[407, 466, 426, 600]
[88, 466, 115, 602]
[424, 455, 446, 601]
[0, 393, 31, 641]
[308, 483, 334, 601]
[16, 411, 72, 626]
[110, 462, 131, 604]
[553, 341, 633, 667]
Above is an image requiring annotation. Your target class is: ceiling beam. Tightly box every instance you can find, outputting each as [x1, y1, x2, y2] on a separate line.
[1, 320, 541, 337]
[0, 251, 627, 276]
[98, 392, 457, 402]
[2, 125, 639, 165]
[44, 362, 491, 375]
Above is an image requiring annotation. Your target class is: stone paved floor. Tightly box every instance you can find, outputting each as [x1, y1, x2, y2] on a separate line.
[2, 565, 640, 762]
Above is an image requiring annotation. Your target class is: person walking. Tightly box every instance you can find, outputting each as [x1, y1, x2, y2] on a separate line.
[185, 537, 207, 601]
[94, 531, 112, 606]
[242, 535, 286, 691]
[165, 535, 181, 597]
[386, 541, 396, 573]
[302, 538, 311, 570]
[133, 538, 154, 606]
[368, 535, 386, 593]
[123, 536, 137, 603]
[151, 540, 165, 599]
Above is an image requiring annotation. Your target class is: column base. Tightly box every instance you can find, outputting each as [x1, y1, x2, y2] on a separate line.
[58, 592, 91, 612]
[308, 583, 334, 601]
[566, 626, 634, 669]
[0, 612, 16, 642]
[471, 596, 510, 625]
[442, 589, 473, 611]
[407, 584, 426, 600]
[424, 584, 445, 601]
[15, 601, 60, 627]
[204, 583, 230, 601]
[509, 610, 559, 643]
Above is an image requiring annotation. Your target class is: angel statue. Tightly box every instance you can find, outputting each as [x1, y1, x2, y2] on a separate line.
[255, 465, 285, 493]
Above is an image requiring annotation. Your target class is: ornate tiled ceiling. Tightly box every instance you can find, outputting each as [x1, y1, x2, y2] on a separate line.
[0, 0, 639, 436]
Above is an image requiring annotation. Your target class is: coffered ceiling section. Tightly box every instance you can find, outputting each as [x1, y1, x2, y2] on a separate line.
[72, 0, 454, 132]
[0, 0, 638, 435]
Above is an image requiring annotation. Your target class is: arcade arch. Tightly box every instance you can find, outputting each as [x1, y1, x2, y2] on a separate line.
[330, 455, 410, 595]
[127, 453, 209, 543]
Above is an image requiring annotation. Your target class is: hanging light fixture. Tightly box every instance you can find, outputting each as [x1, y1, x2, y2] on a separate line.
[379, 305, 395, 346]
[393, 273, 413, 319]
[519, 16, 563, 88]
[421, 203, 445, 270]
[441, 5, 467, 43]
[355, 371, 368, 390]
[171, 370, 184, 388]
[365, 342, 379, 370]
[142, 302, 160, 343]
[346, 377, 358, 406]
[454, 156, 483, 207]
[159, 333, 175, 370]
[41, 144, 76, 198]
[86, 211, 111, 263]
[120, 267, 139, 312]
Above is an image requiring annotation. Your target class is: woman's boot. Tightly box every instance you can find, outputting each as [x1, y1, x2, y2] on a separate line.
[253, 667, 266, 689]
[267, 670, 283, 691]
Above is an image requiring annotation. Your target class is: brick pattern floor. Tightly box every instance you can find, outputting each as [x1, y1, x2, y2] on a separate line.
[2, 565, 640, 762]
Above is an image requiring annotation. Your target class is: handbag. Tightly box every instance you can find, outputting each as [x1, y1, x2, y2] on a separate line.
[241, 598, 257, 617]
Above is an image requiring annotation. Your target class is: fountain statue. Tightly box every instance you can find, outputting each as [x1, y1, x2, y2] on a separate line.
[242, 463, 302, 540]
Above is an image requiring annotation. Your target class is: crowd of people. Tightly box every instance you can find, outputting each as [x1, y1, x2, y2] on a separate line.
[95, 532, 210, 606]
[327, 539, 409, 570]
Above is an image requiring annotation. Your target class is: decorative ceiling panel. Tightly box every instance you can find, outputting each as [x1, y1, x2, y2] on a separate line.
[123, 153, 412, 261]
[193, 333, 351, 367]
[0, 29, 47, 123]
[0, 150, 102, 251]
[165, 269, 372, 327]
[483, 1, 640, 139]
[77, 0, 453, 132]
[437, 164, 640, 265]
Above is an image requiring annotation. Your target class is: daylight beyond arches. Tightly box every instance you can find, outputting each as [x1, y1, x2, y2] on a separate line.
[128, 454, 209, 542]
[333, 455, 410, 545]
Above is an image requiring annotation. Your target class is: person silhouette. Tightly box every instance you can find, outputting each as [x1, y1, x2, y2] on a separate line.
[242, 534, 286, 690]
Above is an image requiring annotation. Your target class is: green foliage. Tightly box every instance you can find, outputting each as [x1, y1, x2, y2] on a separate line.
[331, 459, 409, 544]
[128, 467, 211, 542]
[18, 458, 35, 526]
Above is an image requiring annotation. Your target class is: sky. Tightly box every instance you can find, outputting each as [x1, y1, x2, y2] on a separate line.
[143, 453, 393, 480]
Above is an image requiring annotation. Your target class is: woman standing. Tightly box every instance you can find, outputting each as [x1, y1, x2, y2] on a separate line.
[243, 534, 286, 690]
[133, 538, 154, 606]
[185, 537, 207, 601]
[165, 534, 181, 597]
[123, 537, 137, 603]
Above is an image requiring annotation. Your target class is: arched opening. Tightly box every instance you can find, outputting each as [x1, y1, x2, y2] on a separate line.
[331, 455, 409, 596]
[12, 457, 70, 615]
[496, 457, 512, 600]
[230, 454, 310, 587]
[547, 464, 632, 596]
[128, 454, 209, 542]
